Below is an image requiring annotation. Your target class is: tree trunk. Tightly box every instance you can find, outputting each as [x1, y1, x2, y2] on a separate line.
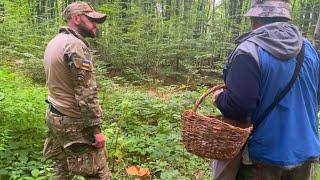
[183, 0, 192, 21]
[175, 0, 180, 16]
[302, 2, 312, 33]
[0, 2, 4, 23]
[165, 0, 171, 20]
[314, 6, 320, 39]
[195, 0, 206, 36]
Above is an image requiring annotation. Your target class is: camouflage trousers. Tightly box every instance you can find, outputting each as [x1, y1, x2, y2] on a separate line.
[43, 110, 113, 180]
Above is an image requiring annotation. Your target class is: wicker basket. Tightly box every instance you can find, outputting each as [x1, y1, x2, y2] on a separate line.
[181, 85, 253, 160]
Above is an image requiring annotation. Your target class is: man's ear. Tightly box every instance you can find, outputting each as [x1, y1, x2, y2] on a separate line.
[71, 13, 81, 25]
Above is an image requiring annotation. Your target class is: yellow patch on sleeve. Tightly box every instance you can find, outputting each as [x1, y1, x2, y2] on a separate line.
[81, 59, 93, 71]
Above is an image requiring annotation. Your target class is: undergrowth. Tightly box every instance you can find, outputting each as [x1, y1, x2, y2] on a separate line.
[0, 67, 51, 179]
[0, 65, 216, 179]
[1, 64, 318, 179]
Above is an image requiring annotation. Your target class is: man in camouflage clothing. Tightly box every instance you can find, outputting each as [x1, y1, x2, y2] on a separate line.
[43, 2, 112, 179]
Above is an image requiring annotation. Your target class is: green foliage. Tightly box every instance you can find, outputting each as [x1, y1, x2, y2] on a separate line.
[0, 0, 230, 85]
[0, 0, 59, 83]
[0, 68, 50, 180]
[99, 78, 218, 178]
[316, 164, 320, 180]
[0, 65, 219, 179]
[96, 0, 231, 84]
[1, 0, 319, 85]
[0, 144, 52, 180]
[0, 68, 47, 128]
[2, 63, 319, 179]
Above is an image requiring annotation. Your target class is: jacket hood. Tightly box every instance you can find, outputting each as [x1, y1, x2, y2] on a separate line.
[236, 22, 303, 60]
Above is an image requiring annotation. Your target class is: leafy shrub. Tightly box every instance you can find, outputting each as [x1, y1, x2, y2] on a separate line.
[100, 79, 216, 179]
[0, 66, 217, 179]
[0, 68, 50, 179]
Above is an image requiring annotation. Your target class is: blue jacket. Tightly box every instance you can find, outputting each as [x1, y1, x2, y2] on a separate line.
[216, 22, 320, 166]
[248, 40, 320, 166]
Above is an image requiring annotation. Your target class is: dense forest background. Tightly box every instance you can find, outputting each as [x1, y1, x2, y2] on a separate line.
[1, 0, 320, 85]
[1, 0, 320, 179]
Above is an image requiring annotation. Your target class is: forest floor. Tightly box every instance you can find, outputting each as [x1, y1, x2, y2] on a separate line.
[0, 63, 213, 179]
[0, 62, 320, 180]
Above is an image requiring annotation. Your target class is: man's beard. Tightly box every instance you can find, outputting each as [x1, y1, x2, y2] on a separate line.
[78, 24, 98, 38]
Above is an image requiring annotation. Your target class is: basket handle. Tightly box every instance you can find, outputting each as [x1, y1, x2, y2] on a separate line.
[192, 85, 225, 112]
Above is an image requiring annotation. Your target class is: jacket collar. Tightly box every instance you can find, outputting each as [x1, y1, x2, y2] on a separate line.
[59, 26, 90, 47]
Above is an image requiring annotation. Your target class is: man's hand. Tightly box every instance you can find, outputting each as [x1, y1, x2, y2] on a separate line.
[211, 88, 224, 106]
[92, 132, 105, 149]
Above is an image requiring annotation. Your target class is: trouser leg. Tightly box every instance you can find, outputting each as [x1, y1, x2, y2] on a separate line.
[50, 145, 112, 180]
[44, 110, 113, 179]
[68, 147, 113, 180]
[43, 135, 74, 180]
[282, 162, 314, 180]
[236, 162, 314, 180]
[52, 155, 74, 180]
[211, 153, 242, 180]
[236, 163, 283, 180]
[236, 164, 257, 180]
[82, 149, 113, 180]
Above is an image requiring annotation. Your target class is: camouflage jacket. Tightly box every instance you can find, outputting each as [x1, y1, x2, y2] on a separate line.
[44, 27, 103, 127]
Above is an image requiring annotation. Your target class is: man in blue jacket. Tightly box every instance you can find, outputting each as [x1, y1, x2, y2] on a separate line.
[212, 0, 320, 179]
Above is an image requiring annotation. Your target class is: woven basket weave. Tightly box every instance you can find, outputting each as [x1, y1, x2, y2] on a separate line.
[181, 85, 253, 160]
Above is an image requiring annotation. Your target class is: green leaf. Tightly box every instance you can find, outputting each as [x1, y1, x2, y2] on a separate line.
[18, 153, 29, 162]
[31, 169, 40, 178]
[35, 176, 48, 180]
[24, 177, 36, 180]
[0, 92, 4, 101]
[0, 169, 8, 175]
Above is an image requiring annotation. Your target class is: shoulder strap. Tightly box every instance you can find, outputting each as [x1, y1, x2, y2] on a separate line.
[254, 43, 305, 129]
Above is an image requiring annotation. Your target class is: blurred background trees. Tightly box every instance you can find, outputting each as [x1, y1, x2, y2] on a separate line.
[1, 0, 319, 85]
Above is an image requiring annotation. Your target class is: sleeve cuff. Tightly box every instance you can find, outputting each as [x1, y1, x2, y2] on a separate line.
[85, 118, 102, 127]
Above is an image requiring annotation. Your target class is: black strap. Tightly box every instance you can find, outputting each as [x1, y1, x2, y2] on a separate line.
[254, 43, 305, 129]
[45, 99, 65, 116]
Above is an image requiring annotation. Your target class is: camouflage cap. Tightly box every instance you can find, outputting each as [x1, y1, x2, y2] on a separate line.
[244, 0, 291, 20]
[63, 1, 107, 23]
